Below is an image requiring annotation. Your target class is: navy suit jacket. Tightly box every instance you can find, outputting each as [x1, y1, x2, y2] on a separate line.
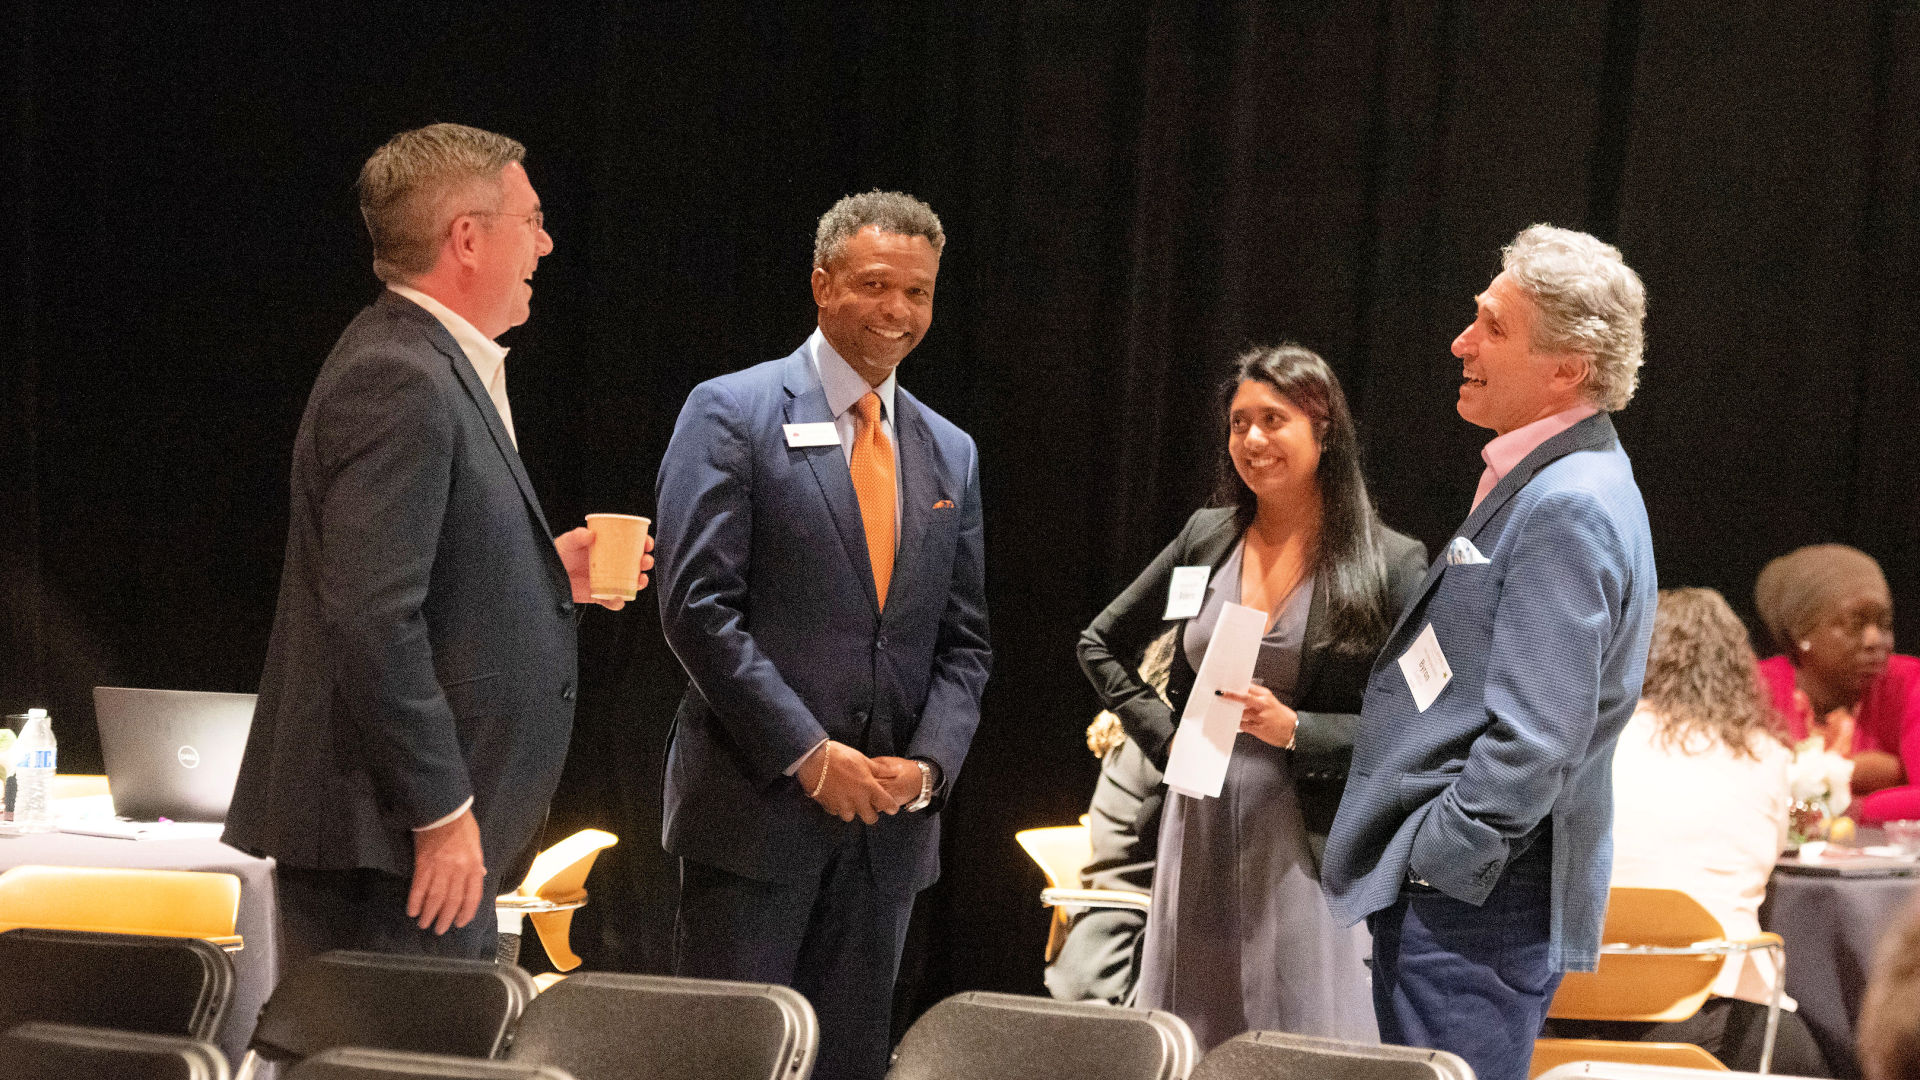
[225, 290, 580, 886]
[1321, 413, 1656, 972]
[654, 346, 991, 895]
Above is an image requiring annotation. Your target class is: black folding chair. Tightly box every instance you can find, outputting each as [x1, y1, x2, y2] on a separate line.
[0, 928, 234, 1041]
[239, 951, 536, 1077]
[505, 972, 817, 1080]
[0, 1021, 231, 1080]
[1191, 1031, 1476, 1080]
[887, 991, 1197, 1080]
[286, 1047, 574, 1080]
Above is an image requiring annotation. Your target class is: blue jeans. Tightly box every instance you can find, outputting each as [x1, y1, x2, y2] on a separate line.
[1367, 851, 1560, 1080]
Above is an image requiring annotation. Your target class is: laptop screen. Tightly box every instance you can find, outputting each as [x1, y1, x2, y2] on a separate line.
[91, 687, 256, 822]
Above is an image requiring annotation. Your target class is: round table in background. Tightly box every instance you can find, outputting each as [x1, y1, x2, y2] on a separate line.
[1762, 864, 1920, 1079]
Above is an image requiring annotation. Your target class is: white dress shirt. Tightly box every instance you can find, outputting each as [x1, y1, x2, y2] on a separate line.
[388, 285, 517, 450]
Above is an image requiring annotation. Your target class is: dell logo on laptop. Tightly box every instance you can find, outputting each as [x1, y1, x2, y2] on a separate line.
[177, 745, 200, 769]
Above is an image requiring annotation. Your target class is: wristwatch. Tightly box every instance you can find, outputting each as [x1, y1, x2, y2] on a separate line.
[904, 759, 934, 812]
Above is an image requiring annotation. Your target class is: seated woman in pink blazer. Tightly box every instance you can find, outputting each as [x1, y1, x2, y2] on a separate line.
[1754, 544, 1920, 824]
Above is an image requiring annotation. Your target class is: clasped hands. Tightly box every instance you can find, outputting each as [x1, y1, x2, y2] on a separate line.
[801, 740, 922, 824]
[1216, 683, 1299, 749]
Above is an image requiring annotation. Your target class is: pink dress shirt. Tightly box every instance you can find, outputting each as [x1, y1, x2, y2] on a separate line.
[1470, 404, 1600, 513]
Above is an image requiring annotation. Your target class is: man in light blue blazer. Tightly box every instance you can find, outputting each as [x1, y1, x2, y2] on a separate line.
[1323, 226, 1657, 1080]
[654, 192, 990, 1080]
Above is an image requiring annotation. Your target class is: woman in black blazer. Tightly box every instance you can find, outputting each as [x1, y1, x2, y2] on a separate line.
[1078, 344, 1427, 1049]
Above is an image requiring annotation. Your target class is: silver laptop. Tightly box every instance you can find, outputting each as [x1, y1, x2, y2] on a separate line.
[92, 687, 256, 822]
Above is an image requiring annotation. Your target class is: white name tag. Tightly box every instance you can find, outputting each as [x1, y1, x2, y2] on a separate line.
[1163, 565, 1211, 620]
[1397, 623, 1453, 712]
[783, 422, 841, 448]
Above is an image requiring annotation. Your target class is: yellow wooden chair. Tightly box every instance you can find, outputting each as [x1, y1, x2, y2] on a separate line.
[495, 828, 618, 975]
[0, 865, 242, 950]
[1014, 821, 1150, 964]
[1530, 886, 1787, 1076]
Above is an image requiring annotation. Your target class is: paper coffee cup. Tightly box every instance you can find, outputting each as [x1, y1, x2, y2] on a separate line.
[584, 514, 650, 601]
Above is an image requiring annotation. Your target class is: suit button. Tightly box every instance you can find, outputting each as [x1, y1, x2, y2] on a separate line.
[876, 637, 888, 651]
[558, 600, 575, 617]
[562, 684, 576, 702]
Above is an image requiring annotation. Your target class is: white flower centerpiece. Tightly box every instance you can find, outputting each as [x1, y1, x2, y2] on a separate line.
[1787, 735, 1854, 847]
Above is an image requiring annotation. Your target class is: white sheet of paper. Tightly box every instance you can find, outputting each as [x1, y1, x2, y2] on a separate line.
[1162, 565, 1211, 620]
[1397, 622, 1453, 712]
[1163, 601, 1268, 799]
[783, 422, 840, 448]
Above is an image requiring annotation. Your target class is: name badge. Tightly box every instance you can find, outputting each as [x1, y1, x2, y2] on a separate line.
[783, 422, 840, 448]
[1397, 623, 1453, 712]
[1163, 566, 1211, 620]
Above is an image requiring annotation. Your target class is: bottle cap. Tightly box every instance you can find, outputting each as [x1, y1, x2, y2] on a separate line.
[24, 709, 46, 719]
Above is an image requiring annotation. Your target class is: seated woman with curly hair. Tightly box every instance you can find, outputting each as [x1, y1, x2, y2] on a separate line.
[1548, 587, 1829, 1075]
[1755, 544, 1920, 824]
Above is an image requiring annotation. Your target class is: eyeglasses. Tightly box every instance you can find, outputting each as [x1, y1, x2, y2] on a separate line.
[460, 208, 545, 232]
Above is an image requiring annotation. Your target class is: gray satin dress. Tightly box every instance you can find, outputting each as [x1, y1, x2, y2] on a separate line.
[1134, 540, 1378, 1049]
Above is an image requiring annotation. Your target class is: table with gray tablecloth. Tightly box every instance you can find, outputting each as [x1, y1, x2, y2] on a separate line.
[0, 831, 276, 1067]
[1762, 866, 1920, 1079]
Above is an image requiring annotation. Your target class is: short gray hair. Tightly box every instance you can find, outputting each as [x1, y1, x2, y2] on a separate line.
[358, 123, 526, 284]
[813, 190, 945, 269]
[1501, 224, 1647, 411]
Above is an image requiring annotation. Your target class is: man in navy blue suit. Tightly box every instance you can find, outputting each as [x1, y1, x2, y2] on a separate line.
[1322, 226, 1658, 1080]
[654, 191, 991, 1080]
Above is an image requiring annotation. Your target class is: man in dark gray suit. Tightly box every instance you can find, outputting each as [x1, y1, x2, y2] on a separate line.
[224, 123, 645, 963]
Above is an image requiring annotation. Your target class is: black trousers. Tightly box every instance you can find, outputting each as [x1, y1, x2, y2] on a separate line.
[275, 865, 501, 970]
[674, 833, 916, 1080]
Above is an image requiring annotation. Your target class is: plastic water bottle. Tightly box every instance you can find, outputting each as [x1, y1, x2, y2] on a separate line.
[13, 709, 56, 833]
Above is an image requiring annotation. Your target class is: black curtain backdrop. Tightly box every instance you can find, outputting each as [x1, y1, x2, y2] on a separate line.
[4, 0, 1917, 1011]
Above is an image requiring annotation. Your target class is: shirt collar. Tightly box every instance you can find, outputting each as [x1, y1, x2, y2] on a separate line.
[807, 327, 896, 423]
[388, 285, 510, 384]
[1480, 402, 1600, 484]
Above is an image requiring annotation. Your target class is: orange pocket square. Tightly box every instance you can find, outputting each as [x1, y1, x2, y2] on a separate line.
[932, 499, 957, 510]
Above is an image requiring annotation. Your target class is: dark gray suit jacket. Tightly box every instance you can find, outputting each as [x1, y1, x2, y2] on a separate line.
[224, 290, 579, 888]
[1078, 507, 1428, 867]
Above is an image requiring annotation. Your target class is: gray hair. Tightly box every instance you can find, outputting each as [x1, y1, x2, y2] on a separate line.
[357, 123, 526, 284]
[1501, 224, 1647, 411]
[813, 190, 946, 269]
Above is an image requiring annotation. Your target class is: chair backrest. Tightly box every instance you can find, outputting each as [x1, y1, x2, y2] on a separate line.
[888, 991, 1197, 1080]
[0, 928, 235, 1040]
[0, 865, 242, 945]
[1015, 826, 1092, 891]
[1529, 1040, 1729, 1076]
[1192, 1030, 1475, 1080]
[0, 1022, 231, 1080]
[505, 971, 817, 1080]
[287, 1047, 576, 1080]
[1548, 887, 1728, 1022]
[1537, 1062, 1821, 1080]
[248, 951, 536, 1064]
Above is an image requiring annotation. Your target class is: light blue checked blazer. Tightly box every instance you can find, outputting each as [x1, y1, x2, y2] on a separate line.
[1321, 412, 1657, 972]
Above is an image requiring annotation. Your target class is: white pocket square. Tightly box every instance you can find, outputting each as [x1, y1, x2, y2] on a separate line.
[1446, 537, 1491, 566]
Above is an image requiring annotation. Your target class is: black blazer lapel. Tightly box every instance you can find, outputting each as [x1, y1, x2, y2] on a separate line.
[781, 351, 881, 613]
[386, 293, 563, 579]
[1295, 574, 1331, 701]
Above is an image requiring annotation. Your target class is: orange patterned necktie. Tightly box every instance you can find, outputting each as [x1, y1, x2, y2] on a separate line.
[850, 392, 897, 609]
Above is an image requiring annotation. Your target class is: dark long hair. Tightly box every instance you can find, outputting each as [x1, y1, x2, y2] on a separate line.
[1210, 344, 1391, 656]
